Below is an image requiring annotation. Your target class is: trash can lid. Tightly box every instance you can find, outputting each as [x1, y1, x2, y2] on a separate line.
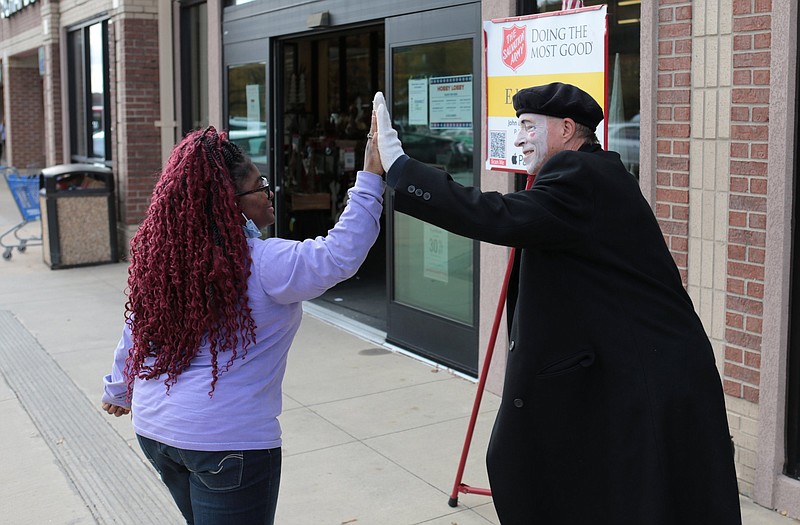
[41, 163, 112, 177]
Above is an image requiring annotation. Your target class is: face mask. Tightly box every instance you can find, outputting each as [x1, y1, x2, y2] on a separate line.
[242, 213, 262, 239]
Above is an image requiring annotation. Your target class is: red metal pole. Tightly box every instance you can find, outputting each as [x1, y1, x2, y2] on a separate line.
[448, 175, 533, 507]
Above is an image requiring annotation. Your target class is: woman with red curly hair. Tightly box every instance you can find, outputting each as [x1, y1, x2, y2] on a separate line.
[101, 118, 385, 524]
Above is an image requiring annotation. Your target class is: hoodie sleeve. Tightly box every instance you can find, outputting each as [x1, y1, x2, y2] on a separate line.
[101, 321, 133, 408]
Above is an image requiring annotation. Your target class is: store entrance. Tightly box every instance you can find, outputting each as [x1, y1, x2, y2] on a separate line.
[275, 26, 386, 330]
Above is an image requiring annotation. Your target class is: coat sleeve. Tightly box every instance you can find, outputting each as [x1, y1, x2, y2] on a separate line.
[253, 171, 385, 304]
[388, 153, 596, 250]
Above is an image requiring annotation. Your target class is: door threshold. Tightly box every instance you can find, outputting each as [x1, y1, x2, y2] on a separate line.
[301, 301, 477, 383]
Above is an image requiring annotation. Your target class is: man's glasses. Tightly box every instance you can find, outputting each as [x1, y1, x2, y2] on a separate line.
[236, 176, 271, 197]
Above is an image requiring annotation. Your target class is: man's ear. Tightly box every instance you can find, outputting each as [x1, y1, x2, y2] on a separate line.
[561, 118, 578, 142]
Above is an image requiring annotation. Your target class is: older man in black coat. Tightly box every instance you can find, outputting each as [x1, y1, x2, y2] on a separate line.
[372, 84, 741, 524]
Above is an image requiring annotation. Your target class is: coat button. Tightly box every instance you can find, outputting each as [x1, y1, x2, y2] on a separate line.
[509, 340, 515, 352]
[513, 398, 524, 408]
[407, 185, 416, 193]
[415, 188, 423, 197]
[423, 192, 431, 200]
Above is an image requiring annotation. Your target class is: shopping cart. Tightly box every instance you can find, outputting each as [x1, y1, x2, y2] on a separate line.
[1, 166, 43, 260]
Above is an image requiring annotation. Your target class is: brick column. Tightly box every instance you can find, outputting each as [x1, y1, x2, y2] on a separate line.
[5, 58, 45, 169]
[113, 15, 161, 241]
[722, 0, 771, 404]
[655, 1, 693, 284]
[41, 0, 63, 166]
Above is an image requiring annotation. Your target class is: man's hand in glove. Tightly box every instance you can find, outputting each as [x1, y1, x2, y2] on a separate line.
[372, 91, 406, 173]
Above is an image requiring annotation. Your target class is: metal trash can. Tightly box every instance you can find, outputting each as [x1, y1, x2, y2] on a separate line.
[39, 163, 118, 269]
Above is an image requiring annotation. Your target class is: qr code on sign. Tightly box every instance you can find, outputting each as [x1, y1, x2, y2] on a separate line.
[489, 131, 506, 159]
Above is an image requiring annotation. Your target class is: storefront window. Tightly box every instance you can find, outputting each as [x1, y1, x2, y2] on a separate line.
[67, 20, 110, 163]
[227, 63, 267, 164]
[181, 1, 209, 134]
[528, 0, 641, 177]
[392, 38, 475, 325]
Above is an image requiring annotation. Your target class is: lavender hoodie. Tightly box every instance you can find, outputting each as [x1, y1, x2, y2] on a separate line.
[102, 171, 384, 451]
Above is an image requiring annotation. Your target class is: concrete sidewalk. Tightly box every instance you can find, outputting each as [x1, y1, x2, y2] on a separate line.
[1, 182, 797, 524]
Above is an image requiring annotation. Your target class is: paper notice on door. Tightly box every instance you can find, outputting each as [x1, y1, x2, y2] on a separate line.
[423, 224, 449, 283]
[246, 84, 261, 130]
[429, 75, 472, 129]
[409, 78, 429, 126]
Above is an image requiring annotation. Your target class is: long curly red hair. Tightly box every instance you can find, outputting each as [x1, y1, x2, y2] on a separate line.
[124, 127, 257, 397]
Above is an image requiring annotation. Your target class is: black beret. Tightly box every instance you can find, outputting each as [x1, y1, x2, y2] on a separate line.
[512, 82, 604, 130]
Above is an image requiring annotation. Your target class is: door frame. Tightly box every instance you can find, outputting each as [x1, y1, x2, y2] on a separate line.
[384, 3, 483, 376]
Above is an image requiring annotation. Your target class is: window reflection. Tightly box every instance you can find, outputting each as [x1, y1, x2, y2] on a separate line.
[89, 24, 105, 158]
[69, 20, 109, 162]
[227, 63, 267, 164]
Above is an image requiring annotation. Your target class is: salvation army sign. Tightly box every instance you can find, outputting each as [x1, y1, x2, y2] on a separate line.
[501, 25, 527, 72]
[484, 6, 608, 172]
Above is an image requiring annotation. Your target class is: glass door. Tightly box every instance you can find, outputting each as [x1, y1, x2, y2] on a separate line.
[386, 3, 481, 375]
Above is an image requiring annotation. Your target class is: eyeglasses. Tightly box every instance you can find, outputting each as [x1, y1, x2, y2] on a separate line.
[236, 176, 271, 197]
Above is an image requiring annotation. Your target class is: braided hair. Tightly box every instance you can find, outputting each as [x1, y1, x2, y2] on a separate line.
[124, 127, 257, 397]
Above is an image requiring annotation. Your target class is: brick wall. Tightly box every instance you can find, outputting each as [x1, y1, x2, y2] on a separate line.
[722, 0, 770, 405]
[6, 62, 45, 169]
[114, 16, 161, 227]
[655, 1, 693, 283]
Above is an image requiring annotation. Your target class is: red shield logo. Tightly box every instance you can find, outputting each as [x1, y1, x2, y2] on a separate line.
[501, 24, 527, 72]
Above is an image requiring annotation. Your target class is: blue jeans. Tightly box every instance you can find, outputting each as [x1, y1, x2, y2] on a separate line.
[137, 435, 281, 525]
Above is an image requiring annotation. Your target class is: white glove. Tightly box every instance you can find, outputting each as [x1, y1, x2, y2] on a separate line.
[373, 91, 405, 172]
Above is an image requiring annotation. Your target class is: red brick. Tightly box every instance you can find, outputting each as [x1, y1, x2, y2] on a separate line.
[730, 177, 749, 192]
[728, 229, 766, 249]
[733, 34, 753, 51]
[675, 6, 692, 20]
[748, 213, 767, 229]
[727, 277, 746, 295]
[724, 362, 761, 384]
[729, 211, 747, 227]
[733, 52, 771, 68]
[750, 143, 768, 158]
[753, 33, 772, 49]
[731, 107, 750, 121]
[745, 316, 763, 334]
[730, 160, 768, 176]
[730, 143, 749, 158]
[657, 188, 690, 204]
[728, 261, 765, 281]
[657, 123, 691, 137]
[726, 295, 764, 316]
[743, 385, 760, 403]
[731, 124, 769, 141]
[750, 178, 768, 194]
[730, 194, 766, 213]
[747, 281, 764, 300]
[726, 345, 744, 364]
[752, 107, 770, 122]
[727, 313, 745, 330]
[728, 244, 747, 261]
[658, 56, 692, 71]
[673, 141, 690, 155]
[660, 22, 692, 38]
[731, 88, 770, 104]
[733, 15, 772, 32]
[754, 0, 772, 13]
[732, 0, 752, 15]
[726, 329, 762, 352]
[724, 379, 742, 397]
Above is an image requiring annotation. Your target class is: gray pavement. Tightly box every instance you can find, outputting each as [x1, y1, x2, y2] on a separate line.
[1, 180, 798, 524]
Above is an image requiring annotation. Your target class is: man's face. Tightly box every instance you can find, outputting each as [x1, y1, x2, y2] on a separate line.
[514, 113, 556, 176]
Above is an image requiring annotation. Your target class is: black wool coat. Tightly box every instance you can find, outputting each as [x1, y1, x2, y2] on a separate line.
[387, 145, 741, 525]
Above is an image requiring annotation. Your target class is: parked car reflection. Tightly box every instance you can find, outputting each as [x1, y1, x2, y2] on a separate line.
[607, 116, 639, 178]
[400, 129, 472, 171]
